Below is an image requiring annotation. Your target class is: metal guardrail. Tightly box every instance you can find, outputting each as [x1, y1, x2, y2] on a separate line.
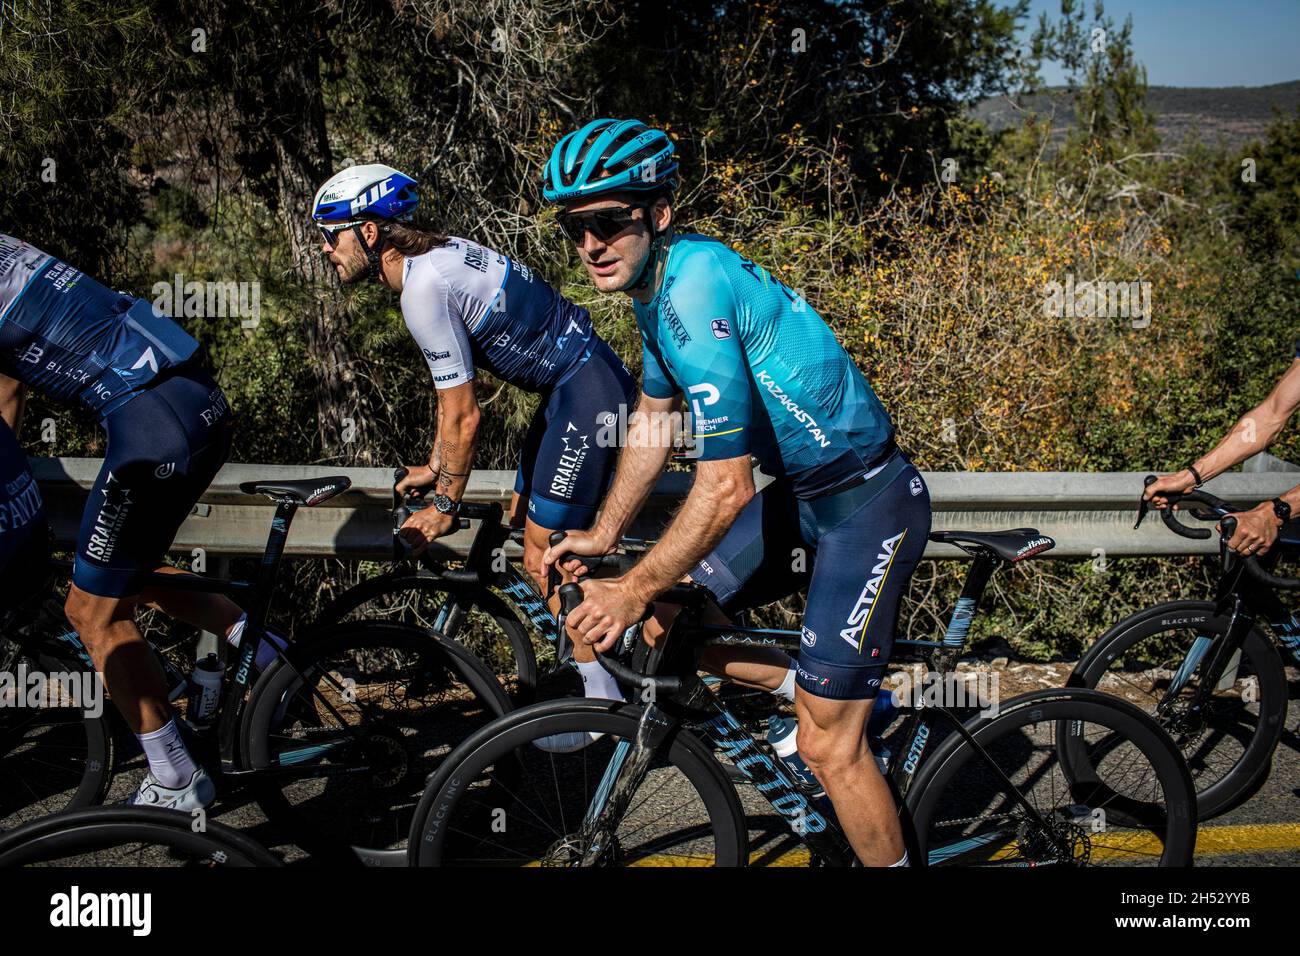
[29, 458, 1300, 562]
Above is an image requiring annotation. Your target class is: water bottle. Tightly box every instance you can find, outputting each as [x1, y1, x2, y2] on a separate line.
[188, 653, 224, 724]
[161, 656, 189, 703]
[867, 690, 898, 772]
[767, 715, 826, 798]
[867, 688, 898, 737]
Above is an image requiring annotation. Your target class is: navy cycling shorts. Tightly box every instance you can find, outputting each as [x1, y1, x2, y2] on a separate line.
[514, 338, 636, 531]
[689, 452, 932, 700]
[0, 417, 50, 608]
[72, 364, 234, 597]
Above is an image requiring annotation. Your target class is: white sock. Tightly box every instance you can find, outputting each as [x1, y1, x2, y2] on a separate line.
[775, 662, 797, 702]
[888, 851, 909, 868]
[577, 659, 623, 701]
[227, 613, 288, 669]
[137, 718, 198, 789]
[533, 660, 620, 753]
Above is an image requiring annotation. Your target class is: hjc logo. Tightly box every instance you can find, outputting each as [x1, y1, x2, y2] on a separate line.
[351, 179, 394, 215]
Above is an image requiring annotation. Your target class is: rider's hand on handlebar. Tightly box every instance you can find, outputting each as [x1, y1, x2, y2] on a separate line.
[565, 577, 645, 653]
[395, 465, 437, 500]
[1143, 470, 1198, 509]
[398, 508, 458, 555]
[541, 529, 614, 581]
[1219, 503, 1282, 557]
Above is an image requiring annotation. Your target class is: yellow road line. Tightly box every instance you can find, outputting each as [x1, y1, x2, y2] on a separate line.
[521, 823, 1300, 866]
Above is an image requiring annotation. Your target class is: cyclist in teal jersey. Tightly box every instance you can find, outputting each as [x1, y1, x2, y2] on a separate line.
[539, 119, 931, 866]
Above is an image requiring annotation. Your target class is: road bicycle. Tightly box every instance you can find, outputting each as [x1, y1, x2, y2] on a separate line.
[317, 468, 650, 703]
[0, 474, 510, 864]
[1068, 477, 1300, 818]
[0, 806, 282, 867]
[315, 473, 548, 702]
[408, 527, 1198, 867]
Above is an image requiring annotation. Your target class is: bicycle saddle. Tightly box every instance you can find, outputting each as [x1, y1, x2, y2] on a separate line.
[239, 476, 352, 506]
[929, 528, 1055, 562]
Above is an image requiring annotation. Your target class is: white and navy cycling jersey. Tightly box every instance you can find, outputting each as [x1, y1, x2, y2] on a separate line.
[0, 234, 199, 416]
[401, 237, 593, 393]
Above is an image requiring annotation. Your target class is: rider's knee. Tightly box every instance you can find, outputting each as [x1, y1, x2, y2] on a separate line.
[795, 720, 862, 780]
[522, 547, 546, 591]
[64, 588, 132, 639]
[63, 589, 103, 637]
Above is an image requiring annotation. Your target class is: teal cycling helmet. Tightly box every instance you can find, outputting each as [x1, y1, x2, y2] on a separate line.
[543, 118, 678, 204]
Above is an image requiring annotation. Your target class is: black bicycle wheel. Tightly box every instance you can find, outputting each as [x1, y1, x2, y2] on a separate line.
[317, 573, 538, 702]
[907, 689, 1197, 867]
[0, 645, 114, 828]
[0, 807, 282, 866]
[245, 621, 512, 865]
[409, 698, 748, 866]
[1069, 600, 1286, 819]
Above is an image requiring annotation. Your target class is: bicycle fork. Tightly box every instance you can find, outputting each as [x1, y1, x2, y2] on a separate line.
[576, 702, 677, 865]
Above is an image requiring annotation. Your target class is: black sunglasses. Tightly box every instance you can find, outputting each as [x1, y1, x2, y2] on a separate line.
[555, 205, 649, 243]
[317, 221, 364, 249]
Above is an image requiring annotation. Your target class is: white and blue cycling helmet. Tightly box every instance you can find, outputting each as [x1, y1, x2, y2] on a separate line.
[312, 164, 419, 277]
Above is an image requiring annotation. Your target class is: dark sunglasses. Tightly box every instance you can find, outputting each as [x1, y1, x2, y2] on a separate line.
[317, 221, 363, 249]
[555, 205, 648, 243]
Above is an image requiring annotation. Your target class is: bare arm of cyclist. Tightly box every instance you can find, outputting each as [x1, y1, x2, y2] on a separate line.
[1147, 357, 1300, 507]
[0, 374, 25, 432]
[568, 453, 755, 650]
[398, 380, 480, 553]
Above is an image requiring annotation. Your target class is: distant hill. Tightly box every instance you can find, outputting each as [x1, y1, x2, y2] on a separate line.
[972, 80, 1300, 151]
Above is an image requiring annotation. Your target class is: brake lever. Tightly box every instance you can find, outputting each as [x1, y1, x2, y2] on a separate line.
[1134, 474, 1157, 530]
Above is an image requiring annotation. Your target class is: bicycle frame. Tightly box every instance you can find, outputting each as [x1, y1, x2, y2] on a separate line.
[32, 497, 372, 780]
[1158, 544, 1300, 719]
[571, 549, 1073, 866]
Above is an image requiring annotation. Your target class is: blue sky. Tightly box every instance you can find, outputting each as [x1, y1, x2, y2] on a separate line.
[1022, 0, 1300, 87]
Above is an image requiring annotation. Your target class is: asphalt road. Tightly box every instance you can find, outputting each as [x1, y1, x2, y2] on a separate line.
[6, 663, 1298, 867]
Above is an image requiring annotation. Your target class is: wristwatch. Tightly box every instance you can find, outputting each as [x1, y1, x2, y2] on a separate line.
[432, 494, 461, 516]
[1270, 497, 1291, 525]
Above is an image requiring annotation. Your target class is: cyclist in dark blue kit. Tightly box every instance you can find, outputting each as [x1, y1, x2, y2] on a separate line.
[538, 120, 932, 866]
[0, 416, 48, 613]
[0, 233, 256, 810]
[312, 165, 638, 717]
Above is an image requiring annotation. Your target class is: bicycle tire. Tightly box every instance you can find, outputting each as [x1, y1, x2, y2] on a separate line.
[0, 645, 114, 827]
[0, 806, 282, 867]
[316, 573, 538, 701]
[907, 688, 1197, 867]
[244, 621, 512, 865]
[1069, 599, 1286, 819]
[408, 698, 748, 867]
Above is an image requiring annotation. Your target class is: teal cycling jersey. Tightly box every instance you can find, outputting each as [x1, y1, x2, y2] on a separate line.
[633, 233, 895, 497]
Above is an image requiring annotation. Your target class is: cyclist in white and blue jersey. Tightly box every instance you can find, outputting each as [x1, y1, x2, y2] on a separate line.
[312, 165, 637, 706]
[538, 120, 932, 866]
[0, 233, 273, 811]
